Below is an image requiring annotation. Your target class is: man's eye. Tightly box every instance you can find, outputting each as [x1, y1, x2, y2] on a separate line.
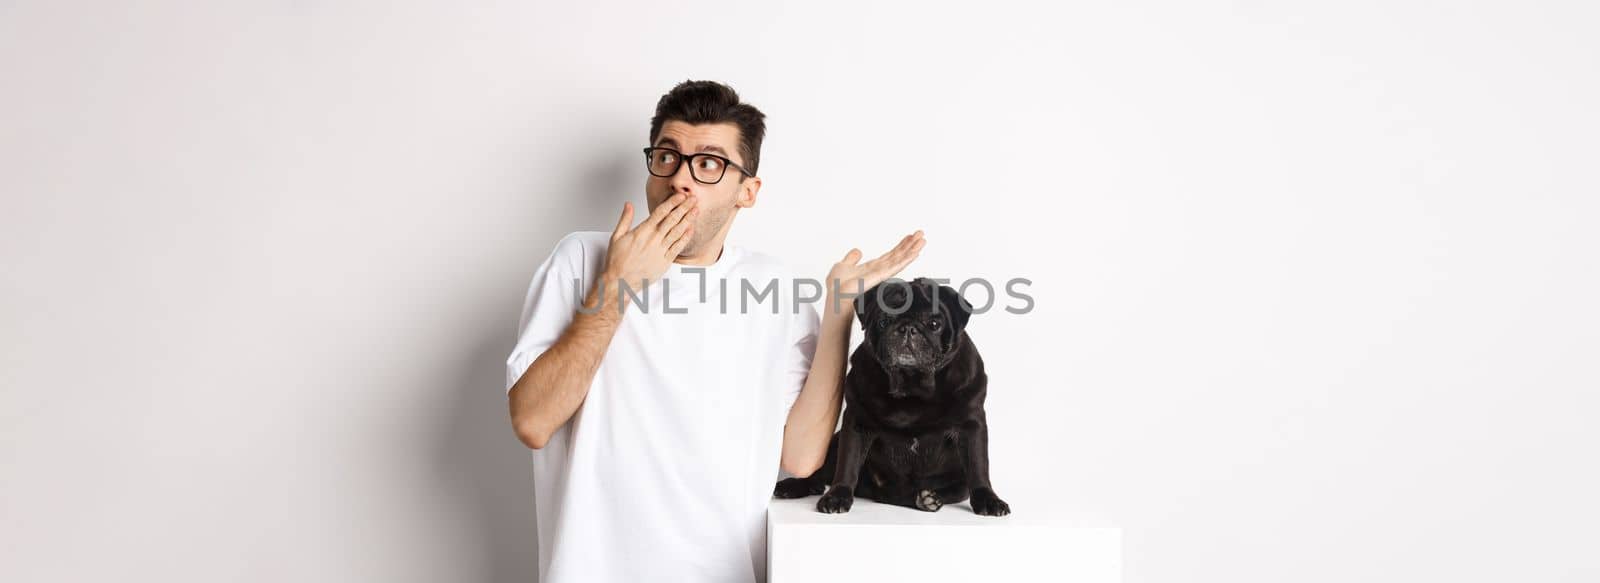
[698, 157, 721, 170]
[659, 153, 677, 164]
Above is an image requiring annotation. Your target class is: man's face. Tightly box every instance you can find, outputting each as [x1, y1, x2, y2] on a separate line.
[646, 120, 761, 257]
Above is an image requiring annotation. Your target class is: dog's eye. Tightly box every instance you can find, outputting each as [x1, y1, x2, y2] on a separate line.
[876, 319, 890, 330]
[929, 320, 942, 330]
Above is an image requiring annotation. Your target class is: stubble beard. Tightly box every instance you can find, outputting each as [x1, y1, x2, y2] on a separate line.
[680, 204, 731, 258]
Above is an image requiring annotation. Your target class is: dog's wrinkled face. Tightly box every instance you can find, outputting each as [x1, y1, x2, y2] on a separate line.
[855, 277, 974, 372]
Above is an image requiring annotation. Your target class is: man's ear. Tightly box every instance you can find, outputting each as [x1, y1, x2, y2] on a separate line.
[936, 284, 974, 333]
[735, 176, 761, 208]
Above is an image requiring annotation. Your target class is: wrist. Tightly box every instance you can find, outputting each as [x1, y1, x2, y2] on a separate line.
[583, 272, 633, 318]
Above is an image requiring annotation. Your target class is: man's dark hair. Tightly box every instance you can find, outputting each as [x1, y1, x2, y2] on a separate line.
[649, 80, 766, 179]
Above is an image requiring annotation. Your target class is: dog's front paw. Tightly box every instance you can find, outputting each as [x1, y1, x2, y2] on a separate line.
[816, 486, 854, 514]
[774, 478, 825, 499]
[915, 489, 944, 512]
[969, 487, 1011, 516]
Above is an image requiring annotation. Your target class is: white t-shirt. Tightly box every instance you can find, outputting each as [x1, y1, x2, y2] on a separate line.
[505, 231, 821, 583]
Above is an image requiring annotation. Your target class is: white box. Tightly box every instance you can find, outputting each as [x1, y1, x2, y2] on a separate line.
[767, 495, 1121, 583]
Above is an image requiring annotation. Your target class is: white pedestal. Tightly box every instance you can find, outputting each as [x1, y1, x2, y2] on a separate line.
[767, 495, 1121, 583]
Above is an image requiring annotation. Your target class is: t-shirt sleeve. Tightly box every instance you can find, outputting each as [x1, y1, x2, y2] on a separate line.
[505, 234, 585, 394]
[780, 300, 822, 415]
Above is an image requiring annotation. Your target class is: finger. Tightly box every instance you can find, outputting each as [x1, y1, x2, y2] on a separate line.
[656, 198, 699, 243]
[876, 237, 925, 274]
[642, 193, 691, 233]
[894, 233, 926, 259]
[611, 202, 634, 241]
[898, 230, 924, 251]
[839, 248, 862, 265]
[661, 209, 694, 247]
[864, 237, 908, 265]
[874, 239, 917, 265]
[666, 223, 695, 258]
[879, 234, 915, 260]
[896, 238, 927, 266]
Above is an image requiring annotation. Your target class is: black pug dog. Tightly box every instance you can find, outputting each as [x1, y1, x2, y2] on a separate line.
[774, 277, 1010, 516]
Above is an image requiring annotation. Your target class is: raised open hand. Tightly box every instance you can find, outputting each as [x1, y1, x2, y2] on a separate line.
[602, 193, 699, 294]
[827, 230, 926, 310]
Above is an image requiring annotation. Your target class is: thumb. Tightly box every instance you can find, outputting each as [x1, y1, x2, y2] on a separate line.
[839, 248, 862, 265]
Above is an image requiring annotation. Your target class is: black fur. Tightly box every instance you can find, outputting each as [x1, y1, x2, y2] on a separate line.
[774, 277, 1011, 516]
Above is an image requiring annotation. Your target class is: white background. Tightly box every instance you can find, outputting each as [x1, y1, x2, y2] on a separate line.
[3, 1, 1596, 582]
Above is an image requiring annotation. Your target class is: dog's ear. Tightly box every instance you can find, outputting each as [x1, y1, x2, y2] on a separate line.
[854, 282, 882, 331]
[935, 284, 974, 333]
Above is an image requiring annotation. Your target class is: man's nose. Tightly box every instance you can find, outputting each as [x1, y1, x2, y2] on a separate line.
[671, 160, 698, 191]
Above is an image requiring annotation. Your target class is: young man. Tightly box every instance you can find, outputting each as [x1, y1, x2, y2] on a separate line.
[504, 80, 925, 583]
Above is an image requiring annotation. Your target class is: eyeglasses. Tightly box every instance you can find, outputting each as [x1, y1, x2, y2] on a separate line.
[642, 147, 752, 184]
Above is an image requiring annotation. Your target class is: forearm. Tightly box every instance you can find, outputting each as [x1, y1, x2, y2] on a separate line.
[780, 293, 854, 475]
[508, 273, 628, 449]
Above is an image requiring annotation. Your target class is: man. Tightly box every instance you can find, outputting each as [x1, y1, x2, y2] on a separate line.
[504, 80, 925, 583]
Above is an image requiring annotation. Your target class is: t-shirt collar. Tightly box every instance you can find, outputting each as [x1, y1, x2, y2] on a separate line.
[665, 243, 739, 280]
